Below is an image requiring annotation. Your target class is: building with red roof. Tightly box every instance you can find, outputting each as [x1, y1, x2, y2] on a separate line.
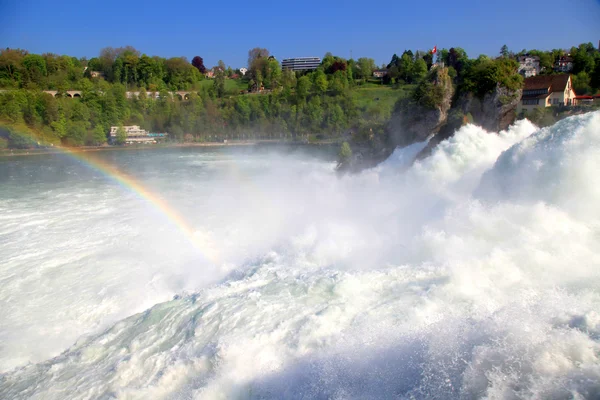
[517, 74, 578, 113]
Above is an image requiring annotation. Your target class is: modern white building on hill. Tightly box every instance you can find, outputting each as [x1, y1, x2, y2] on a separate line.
[281, 57, 321, 71]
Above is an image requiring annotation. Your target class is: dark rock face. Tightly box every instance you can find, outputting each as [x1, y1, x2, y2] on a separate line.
[387, 69, 455, 148]
[338, 71, 522, 173]
[457, 84, 522, 132]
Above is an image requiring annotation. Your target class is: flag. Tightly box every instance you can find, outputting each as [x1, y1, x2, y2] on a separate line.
[432, 46, 437, 54]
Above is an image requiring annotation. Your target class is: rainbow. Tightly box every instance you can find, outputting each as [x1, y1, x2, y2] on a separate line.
[5, 139, 219, 264]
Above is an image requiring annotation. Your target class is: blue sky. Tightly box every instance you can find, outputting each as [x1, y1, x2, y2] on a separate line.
[1, 0, 599, 68]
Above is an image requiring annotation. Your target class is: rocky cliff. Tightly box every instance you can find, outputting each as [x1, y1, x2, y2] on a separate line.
[387, 67, 454, 147]
[338, 66, 524, 172]
[338, 67, 455, 173]
[456, 83, 522, 132]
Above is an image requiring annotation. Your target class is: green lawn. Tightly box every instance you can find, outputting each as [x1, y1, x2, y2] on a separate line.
[352, 84, 416, 110]
[197, 79, 415, 112]
[198, 78, 248, 94]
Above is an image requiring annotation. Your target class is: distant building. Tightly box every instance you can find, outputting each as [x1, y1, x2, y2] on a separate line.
[517, 74, 578, 113]
[554, 56, 573, 73]
[575, 94, 600, 105]
[373, 69, 388, 78]
[109, 126, 167, 144]
[239, 67, 248, 76]
[205, 71, 214, 78]
[517, 55, 540, 77]
[281, 57, 321, 72]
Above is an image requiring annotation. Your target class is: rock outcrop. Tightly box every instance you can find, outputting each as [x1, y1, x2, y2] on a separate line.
[337, 67, 524, 173]
[337, 67, 455, 173]
[456, 83, 522, 132]
[387, 67, 454, 147]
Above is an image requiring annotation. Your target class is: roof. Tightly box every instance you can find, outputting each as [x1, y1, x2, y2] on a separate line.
[556, 56, 573, 63]
[522, 93, 550, 100]
[523, 74, 570, 93]
[518, 55, 540, 61]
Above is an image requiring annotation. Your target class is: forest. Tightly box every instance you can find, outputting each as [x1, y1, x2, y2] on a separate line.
[1, 42, 599, 148]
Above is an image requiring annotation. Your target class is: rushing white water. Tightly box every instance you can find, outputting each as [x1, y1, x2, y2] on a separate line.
[1, 112, 599, 399]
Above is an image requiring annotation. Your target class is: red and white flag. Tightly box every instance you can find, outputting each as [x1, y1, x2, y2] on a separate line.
[432, 46, 437, 54]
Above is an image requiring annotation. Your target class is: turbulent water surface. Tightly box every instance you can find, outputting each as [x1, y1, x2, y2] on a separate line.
[1, 113, 600, 399]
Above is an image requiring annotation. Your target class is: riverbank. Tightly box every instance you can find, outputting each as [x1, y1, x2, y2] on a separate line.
[0, 139, 341, 158]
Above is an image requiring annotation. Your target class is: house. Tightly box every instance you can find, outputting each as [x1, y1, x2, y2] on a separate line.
[206, 67, 224, 78]
[554, 56, 573, 72]
[575, 94, 600, 105]
[517, 74, 578, 113]
[517, 55, 540, 77]
[575, 95, 594, 104]
[373, 69, 388, 78]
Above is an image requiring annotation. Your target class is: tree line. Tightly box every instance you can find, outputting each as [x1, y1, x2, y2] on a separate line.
[1, 42, 598, 149]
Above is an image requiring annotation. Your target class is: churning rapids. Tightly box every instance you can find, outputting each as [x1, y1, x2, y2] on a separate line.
[1, 112, 600, 399]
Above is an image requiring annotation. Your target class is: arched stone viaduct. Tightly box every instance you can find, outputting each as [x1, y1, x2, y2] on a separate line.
[41, 90, 193, 100]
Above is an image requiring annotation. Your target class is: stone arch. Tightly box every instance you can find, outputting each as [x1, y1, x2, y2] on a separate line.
[54, 93, 62, 98]
[73, 93, 81, 98]
[175, 93, 183, 101]
[65, 93, 72, 98]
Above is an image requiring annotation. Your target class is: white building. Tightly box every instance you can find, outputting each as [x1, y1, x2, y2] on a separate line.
[517, 74, 578, 114]
[517, 55, 541, 77]
[109, 126, 164, 144]
[281, 57, 321, 71]
[554, 56, 574, 72]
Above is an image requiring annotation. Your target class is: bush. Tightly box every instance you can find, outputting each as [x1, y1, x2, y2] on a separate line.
[412, 68, 450, 109]
[338, 141, 352, 164]
[461, 58, 523, 98]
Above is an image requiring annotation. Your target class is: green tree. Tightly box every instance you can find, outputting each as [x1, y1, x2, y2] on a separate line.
[115, 125, 127, 145]
[264, 58, 282, 89]
[330, 70, 348, 95]
[0, 49, 27, 87]
[338, 141, 352, 165]
[51, 112, 67, 139]
[313, 69, 328, 95]
[357, 57, 376, 80]
[412, 59, 428, 82]
[22, 54, 47, 86]
[92, 125, 107, 145]
[398, 54, 414, 82]
[500, 45, 509, 58]
[214, 69, 226, 97]
[572, 71, 591, 94]
[591, 61, 600, 90]
[296, 76, 311, 103]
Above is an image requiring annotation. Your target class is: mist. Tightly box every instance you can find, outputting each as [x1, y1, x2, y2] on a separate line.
[1, 112, 599, 399]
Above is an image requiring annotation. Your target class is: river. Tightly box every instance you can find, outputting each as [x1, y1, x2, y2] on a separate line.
[1, 112, 599, 399]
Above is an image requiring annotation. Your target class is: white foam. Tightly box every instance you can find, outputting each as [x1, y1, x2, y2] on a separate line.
[1, 112, 599, 399]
